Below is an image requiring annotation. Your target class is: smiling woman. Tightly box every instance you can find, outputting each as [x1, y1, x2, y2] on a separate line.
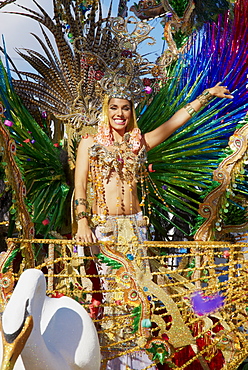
[74, 83, 232, 245]
[74, 95, 147, 243]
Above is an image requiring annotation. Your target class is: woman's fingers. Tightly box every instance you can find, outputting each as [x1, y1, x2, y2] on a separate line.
[92, 232, 98, 243]
[76, 232, 97, 244]
[211, 84, 234, 99]
[220, 87, 233, 99]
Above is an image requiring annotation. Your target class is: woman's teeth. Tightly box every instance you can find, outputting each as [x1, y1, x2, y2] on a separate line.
[114, 119, 125, 124]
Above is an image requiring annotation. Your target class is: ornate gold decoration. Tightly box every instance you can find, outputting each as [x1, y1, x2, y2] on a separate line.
[0, 270, 14, 313]
[0, 315, 33, 370]
[101, 236, 194, 348]
[4, 238, 248, 369]
[130, 1, 166, 20]
[73, 16, 156, 103]
[195, 120, 248, 241]
[161, 0, 195, 32]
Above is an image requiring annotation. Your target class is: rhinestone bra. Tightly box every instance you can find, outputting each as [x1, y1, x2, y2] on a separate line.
[88, 134, 147, 182]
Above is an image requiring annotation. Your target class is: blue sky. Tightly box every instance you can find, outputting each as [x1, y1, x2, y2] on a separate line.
[0, 0, 165, 72]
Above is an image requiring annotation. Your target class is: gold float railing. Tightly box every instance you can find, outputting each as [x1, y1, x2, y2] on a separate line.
[2, 238, 248, 370]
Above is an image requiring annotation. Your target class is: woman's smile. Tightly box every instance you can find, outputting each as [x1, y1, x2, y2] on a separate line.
[108, 98, 132, 131]
[113, 118, 127, 125]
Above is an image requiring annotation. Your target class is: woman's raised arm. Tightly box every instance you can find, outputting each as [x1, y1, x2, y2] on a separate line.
[144, 83, 233, 151]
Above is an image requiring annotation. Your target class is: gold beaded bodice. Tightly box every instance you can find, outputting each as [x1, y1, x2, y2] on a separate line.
[89, 137, 147, 182]
[88, 133, 147, 215]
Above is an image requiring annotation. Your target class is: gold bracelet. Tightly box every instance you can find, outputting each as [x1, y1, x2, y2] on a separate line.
[74, 198, 88, 207]
[184, 103, 196, 117]
[197, 89, 214, 106]
[76, 211, 90, 222]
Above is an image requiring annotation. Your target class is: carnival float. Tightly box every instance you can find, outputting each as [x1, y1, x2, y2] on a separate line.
[0, 0, 248, 369]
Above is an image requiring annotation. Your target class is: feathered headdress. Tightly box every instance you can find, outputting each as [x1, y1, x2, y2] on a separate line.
[10, 3, 158, 133]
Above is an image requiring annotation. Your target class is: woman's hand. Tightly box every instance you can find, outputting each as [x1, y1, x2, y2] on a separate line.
[76, 219, 97, 244]
[208, 82, 234, 99]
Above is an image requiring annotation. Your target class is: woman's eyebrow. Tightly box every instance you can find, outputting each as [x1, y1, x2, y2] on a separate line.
[109, 104, 130, 108]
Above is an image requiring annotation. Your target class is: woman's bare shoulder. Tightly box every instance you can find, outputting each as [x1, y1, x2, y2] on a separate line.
[78, 133, 95, 149]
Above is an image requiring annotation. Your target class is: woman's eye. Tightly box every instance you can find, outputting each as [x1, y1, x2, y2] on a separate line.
[109, 106, 130, 111]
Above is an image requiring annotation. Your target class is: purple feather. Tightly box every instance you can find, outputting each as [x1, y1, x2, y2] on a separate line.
[191, 291, 224, 316]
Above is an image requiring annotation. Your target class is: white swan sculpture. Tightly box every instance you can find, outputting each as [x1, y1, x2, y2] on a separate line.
[0, 268, 101, 370]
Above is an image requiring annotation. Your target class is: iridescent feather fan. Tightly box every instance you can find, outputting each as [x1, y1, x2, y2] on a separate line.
[141, 0, 248, 237]
[0, 61, 70, 237]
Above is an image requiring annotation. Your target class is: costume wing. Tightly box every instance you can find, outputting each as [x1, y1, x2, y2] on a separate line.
[138, 2, 248, 238]
[0, 61, 69, 237]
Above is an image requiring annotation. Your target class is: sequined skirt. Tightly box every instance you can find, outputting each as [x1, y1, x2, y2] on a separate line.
[91, 211, 148, 243]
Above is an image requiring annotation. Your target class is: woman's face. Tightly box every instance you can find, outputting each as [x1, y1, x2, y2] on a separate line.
[108, 98, 132, 132]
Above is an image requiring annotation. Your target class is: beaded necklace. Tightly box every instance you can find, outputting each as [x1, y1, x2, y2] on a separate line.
[88, 132, 148, 218]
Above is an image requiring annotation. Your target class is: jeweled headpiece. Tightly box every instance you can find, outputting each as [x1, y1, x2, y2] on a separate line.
[74, 16, 157, 105]
[11, 1, 161, 148]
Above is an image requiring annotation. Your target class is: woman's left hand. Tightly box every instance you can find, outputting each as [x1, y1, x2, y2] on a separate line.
[208, 82, 234, 99]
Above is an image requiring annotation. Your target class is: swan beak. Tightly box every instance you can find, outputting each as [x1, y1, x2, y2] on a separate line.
[0, 315, 33, 370]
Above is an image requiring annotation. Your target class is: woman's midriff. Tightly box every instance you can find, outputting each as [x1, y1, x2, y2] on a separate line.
[91, 174, 142, 215]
